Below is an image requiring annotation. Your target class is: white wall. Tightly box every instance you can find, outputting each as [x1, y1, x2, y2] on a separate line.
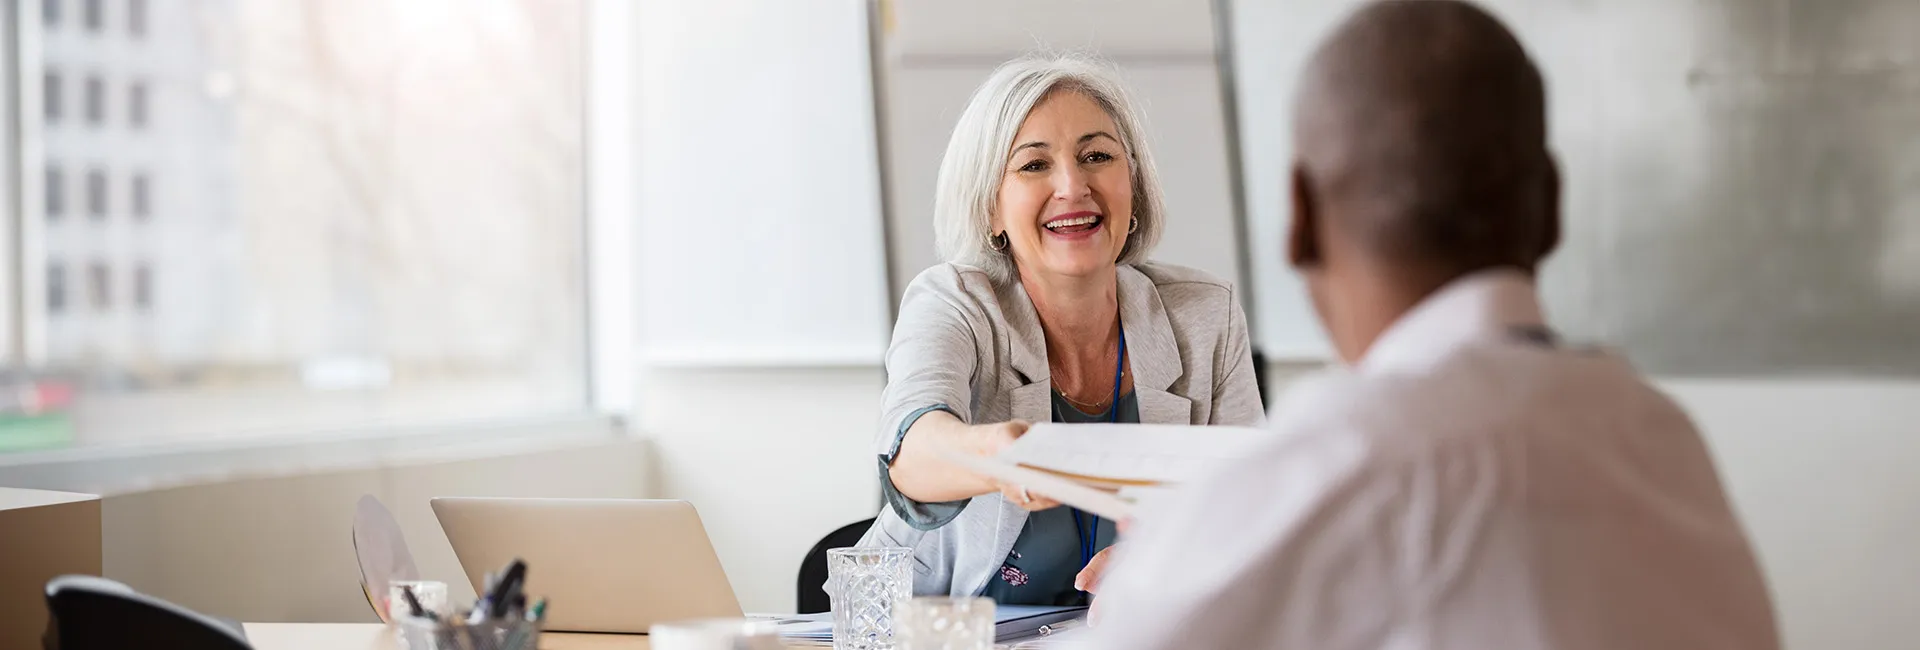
[633, 368, 881, 614]
[1663, 380, 1920, 650]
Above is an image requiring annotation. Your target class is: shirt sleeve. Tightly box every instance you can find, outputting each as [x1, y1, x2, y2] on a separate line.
[879, 405, 970, 531]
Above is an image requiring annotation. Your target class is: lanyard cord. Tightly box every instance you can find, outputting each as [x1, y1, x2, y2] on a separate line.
[1073, 323, 1125, 573]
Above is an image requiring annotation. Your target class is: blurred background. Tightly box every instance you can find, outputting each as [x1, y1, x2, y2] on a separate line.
[0, 1, 1915, 648]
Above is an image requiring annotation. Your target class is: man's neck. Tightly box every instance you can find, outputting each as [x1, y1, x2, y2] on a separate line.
[1338, 264, 1467, 364]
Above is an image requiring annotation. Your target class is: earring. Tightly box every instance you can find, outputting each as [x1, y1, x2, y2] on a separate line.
[988, 231, 1009, 251]
[1129, 215, 1139, 234]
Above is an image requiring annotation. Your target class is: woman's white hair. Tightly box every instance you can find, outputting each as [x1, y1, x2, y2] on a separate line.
[931, 54, 1165, 284]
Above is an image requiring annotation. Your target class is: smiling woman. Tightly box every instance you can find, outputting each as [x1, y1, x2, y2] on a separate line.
[858, 54, 1264, 607]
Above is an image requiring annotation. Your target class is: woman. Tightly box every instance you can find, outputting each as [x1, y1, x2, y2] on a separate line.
[860, 55, 1264, 606]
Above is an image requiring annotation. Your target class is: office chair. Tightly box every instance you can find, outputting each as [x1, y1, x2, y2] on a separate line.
[796, 517, 878, 614]
[42, 575, 252, 650]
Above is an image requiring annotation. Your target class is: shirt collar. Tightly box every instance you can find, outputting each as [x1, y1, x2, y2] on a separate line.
[1358, 268, 1549, 375]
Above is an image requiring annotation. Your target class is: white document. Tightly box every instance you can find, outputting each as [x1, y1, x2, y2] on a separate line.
[940, 423, 1267, 521]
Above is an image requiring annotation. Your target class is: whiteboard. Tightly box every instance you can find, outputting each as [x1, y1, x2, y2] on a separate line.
[631, 0, 892, 367]
[1226, 0, 1920, 375]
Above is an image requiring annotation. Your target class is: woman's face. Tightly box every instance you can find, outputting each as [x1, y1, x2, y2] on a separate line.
[994, 91, 1135, 281]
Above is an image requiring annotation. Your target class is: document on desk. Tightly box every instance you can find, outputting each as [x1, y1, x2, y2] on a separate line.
[940, 423, 1265, 521]
[772, 605, 1086, 644]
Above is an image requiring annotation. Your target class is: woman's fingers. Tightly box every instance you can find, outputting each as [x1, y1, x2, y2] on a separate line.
[994, 482, 1060, 511]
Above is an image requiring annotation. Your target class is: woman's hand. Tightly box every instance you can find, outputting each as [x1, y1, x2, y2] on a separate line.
[1078, 518, 1133, 625]
[993, 480, 1060, 511]
[968, 420, 1061, 510]
[967, 419, 1031, 456]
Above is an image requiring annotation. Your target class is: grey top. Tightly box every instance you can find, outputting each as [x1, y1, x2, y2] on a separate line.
[859, 261, 1265, 598]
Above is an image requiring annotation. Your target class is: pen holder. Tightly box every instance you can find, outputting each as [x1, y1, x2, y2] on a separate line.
[396, 615, 542, 650]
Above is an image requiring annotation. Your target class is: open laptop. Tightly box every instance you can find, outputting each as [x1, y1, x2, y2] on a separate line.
[429, 497, 743, 633]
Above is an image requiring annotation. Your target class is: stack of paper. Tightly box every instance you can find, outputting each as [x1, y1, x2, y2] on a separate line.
[771, 605, 1086, 645]
[941, 423, 1265, 519]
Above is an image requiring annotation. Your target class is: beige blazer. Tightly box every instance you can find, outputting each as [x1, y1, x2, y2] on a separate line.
[859, 261, 1264, 597]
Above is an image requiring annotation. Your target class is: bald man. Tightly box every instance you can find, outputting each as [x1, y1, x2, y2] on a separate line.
[1072, 2, 1780, 648]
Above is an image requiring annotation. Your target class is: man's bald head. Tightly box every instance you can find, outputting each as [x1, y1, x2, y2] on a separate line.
[1291, 0, 1556, 275]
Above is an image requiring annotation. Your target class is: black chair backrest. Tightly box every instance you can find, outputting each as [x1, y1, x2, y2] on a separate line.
[43, 575, 252, 650]
[796, 518, 878, 614]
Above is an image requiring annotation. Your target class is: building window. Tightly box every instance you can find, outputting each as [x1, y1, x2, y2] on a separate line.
[128, 82, 148, 129]
[15, 0, 589, 447]
[84, 75, 104, 125]
[46, 166, 64, 220]
[86, 169, 107, 219]
[134, 265, 152, 311]
[127, 0, 145, 38]
[44, 71, 61, 123]
[48, 263, 67, 314]
[131, 173, 150, 219]
[88, 262, 110, 310]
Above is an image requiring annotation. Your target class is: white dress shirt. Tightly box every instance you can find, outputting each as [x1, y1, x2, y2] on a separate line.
[1076, 270, 1780, 650]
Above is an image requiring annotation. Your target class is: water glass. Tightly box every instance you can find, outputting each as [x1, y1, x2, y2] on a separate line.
[827, 547, 914, 650]
[894, 597, 994, 650]
[386, 579, 448, 622]
[650, 618, 784, 650]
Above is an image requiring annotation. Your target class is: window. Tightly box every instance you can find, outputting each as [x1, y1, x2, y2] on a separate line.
[13, 0, 589, 448]
[127, 0, 145, 38]
[131, 172, 150, 219]
[46, 166, 65, 220]
[47, 263, 67, 313]
[133, 264, 152, 311]
[84, 75, 103, 125]
[44, 71, 61, 123]
[87, 262, 110, 310]
[44, 0, 59, 28]
[128, 81, 147, 129]
[85, 168, 106, 219]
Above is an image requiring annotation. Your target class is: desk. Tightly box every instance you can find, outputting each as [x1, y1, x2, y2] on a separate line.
[243, 623, 830, 649]
[245, 623, 651, 649]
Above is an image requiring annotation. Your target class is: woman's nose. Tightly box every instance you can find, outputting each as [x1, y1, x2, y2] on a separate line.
[1051, 165, 1091, 201]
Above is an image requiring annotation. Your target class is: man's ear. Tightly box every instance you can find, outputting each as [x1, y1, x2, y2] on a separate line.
[1536, 155, 1562, 263]
[1288, 164, 1323, 270]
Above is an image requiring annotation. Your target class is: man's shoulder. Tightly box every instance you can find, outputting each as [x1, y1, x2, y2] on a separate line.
[1258, 348, 1687, 465]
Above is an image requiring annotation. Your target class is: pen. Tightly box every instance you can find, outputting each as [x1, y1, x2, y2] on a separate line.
[488, 559, 528, 619]
[401, 585, 436, 621]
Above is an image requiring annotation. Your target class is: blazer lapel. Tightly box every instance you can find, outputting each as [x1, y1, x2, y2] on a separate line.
[1117, 266, 1192, 424]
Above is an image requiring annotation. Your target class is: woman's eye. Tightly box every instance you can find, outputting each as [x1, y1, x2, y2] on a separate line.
[1019, 159, 1049, 173]
[1084, 151, 1115, 164]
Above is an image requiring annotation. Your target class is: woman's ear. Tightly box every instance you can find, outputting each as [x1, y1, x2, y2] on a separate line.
[1288, 164, 1323, 270]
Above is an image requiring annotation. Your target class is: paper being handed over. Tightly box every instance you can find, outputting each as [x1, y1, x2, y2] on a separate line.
[939, 423, 1264, 520]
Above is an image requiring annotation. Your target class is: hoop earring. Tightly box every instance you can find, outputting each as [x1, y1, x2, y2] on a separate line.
[988, 232, 1009, 252]
[1129, 216, 1139, 234]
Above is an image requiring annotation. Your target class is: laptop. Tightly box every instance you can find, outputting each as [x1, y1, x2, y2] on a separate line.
[429, 497, 743, 633]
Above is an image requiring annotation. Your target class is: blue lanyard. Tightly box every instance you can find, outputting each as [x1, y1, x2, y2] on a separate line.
[1072, 323, 1125, 575]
